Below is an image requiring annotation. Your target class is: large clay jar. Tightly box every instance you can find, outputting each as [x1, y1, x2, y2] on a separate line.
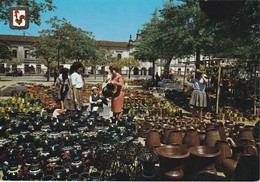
[188, 145, 221, 176]
[204, 129, 221, 147]
[145, 129, 161, 148]
[214, 140, 232, 172]
[162, 127, 173, 144]
[238, 128, 254, 141]
[167, 129, 183, 145]
[182, 129, 200, 146]
[154, 145, 190, 180]
[215, 124, 227, 140]
[198, 131, 206, 145]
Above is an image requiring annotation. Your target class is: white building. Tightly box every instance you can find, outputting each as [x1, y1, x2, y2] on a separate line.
[0, 33, 204, 77]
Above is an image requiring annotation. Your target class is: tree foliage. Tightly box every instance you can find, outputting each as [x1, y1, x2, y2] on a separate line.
[134, 0, 259, 78]
[116, 57, 141, 79]
[0, 0, 56, 25]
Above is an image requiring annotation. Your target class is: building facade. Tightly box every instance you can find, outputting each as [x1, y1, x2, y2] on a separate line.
[0, 34, 203, 77]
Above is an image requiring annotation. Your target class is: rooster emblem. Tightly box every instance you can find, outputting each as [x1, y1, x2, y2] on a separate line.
[14, 10, 25, 25]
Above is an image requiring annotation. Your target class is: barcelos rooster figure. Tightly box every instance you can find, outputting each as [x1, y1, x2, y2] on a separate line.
[9, 7, 29, 29]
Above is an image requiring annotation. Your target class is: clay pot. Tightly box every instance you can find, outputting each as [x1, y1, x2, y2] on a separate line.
[215, 125, 227, 140]
[182, 129, 200, 146]
[145, 129, 161, 148]
[234, 123, 245, 131]
[214, 140, 232, 172]
[162, 127, 173, 144]
[238, 128, 254, 141]
[53, 165, 66, 180]
[138, 152, 159, 180]
[155, 145, 190, 180]
[188, 145, 221, 175]
[89, 171, 102, 181]
[167, 130, 183, 145]
[198, 131, 206, 145]
[204, 129, 221, 147]
[222, 158, 238, 179]
[68, 173, 81, 181]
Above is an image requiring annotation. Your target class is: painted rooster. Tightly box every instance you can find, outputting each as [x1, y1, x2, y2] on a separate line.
[14, 10, 25, 25]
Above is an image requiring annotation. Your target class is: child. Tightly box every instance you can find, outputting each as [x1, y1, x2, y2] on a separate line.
[89, 86, 103, 113]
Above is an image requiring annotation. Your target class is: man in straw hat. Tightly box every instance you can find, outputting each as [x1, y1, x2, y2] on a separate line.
[189, 69, 208, 121]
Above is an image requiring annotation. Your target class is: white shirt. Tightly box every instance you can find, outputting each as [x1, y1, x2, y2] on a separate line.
[71, 72, 83, 88]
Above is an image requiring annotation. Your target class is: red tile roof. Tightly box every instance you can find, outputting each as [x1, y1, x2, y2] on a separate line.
[0, 34, 129, 48]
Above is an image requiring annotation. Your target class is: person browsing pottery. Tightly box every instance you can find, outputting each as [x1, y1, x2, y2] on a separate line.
[108, 66, 124, 119]
[70, 62, 84, 111]
[188, 69, 208, 121]
[56, 68, 73, 111]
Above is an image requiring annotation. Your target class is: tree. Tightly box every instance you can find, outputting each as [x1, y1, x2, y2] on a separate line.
[116, 57, 141, 79]
[34, 17, 101, 80]
[30, 36, 57, 81]
[132, 9, 161, 80]
[0, 41, 12, 60]
[0, 0, 56, 25]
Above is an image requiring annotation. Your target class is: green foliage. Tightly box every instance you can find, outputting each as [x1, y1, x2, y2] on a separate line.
[0, 0, 56, 25]
[0, 41, 12, 60]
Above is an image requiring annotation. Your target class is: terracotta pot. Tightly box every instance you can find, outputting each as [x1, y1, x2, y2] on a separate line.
[222, 158, 238, 179]
[167, 130, 183, 145]
[214, 140, 232, 172]
[155, 145, 190, 180]
[204, 129, 221, 147]
[215, 125, 227, 140]
[188, 145, 221, 175]
[162, 127, 173, 144]
[182, 129, 200, 146]
[198, 131, 206, 145]
[145, 129, 161, 148]
[238, 128, 254, 141]
[234, 123, 245, 131]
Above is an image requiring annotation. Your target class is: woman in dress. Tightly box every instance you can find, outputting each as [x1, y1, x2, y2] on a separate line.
[70, 62, 84, 111]
[108, 66, 124, 119]
[189, 69, 208, 121]
[56, 67, 73, 111]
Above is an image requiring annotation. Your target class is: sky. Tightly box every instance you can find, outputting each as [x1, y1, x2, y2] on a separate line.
[0, 0, 166, 42]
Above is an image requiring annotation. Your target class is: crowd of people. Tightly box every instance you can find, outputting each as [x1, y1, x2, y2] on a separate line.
[55, 62, 125, 119]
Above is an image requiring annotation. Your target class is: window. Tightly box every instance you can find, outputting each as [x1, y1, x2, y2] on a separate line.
[12, 50, 17, 58]
[24, 50, 29, 58]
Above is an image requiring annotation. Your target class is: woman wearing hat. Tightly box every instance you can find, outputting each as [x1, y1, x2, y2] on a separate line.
[189, 69, 208, 121]
[108, 65, 125, 119]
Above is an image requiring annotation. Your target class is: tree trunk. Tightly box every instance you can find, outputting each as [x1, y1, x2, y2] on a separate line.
[195, 49, 201, 69]
[128, 67, 131, 79]
[163, 59, 172, 79]
[152, 60, 155, 80]
[46, 63, 50, 82]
